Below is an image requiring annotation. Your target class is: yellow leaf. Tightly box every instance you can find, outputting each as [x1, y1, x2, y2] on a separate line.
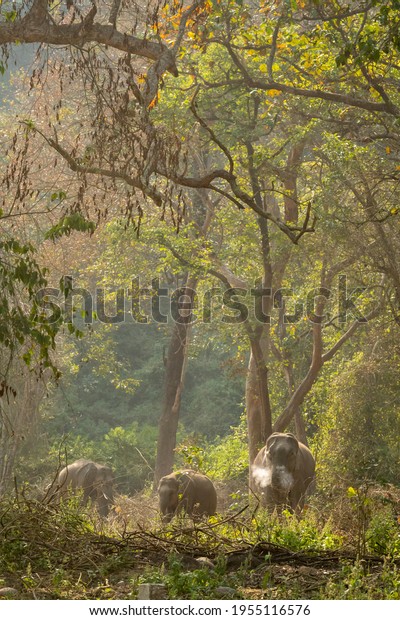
[347, 486, 357, 498]
[259, 63, 268, 72]
[266, 89, 281, 97]
[386, 146, 391, 154]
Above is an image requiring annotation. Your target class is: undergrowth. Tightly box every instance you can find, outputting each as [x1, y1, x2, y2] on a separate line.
[0, 491, 399, 600]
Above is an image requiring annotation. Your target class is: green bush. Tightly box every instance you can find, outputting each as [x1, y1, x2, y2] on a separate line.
[135, 555, 240, 600]
[366, 508, 400, 556]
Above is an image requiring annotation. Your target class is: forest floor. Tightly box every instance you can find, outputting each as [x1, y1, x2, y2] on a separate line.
[0, 488, 400, 600]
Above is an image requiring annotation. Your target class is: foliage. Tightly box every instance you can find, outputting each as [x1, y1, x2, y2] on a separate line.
[323, 560, 400, 600]
[99, 424, 157, 494]
[366, 508, 400, 557]
[315, 342, 400, 488]
[0, 236, 62, 387]
[136, 555, 240, 600]
[251, 510, 342, 553]
[41, 320, 244, 439]
[1, 492, 400, 600]
[44, 213, 96, 241]
[2, 5, 400, 589]
[170, 418, 249, 490]
[203, 419, 249, 482]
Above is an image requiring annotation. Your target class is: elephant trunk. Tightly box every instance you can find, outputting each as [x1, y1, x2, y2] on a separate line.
[98, 488, 113, 517]
[271, 466, 294, 493]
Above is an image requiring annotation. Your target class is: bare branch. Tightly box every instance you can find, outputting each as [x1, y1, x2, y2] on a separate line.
[108, 0, 122, 28]
[25, 123, 164, 207]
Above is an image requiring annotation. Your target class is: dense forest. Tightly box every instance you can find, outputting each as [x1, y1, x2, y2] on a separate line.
[1, 0, 400, 601]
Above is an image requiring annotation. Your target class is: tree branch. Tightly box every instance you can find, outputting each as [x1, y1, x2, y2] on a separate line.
[202, 69, 400, 117]
[108, 0, 122, 28]
[267, 18, 281, 81]
[322, 304, 381, 364]
[0, 2, 178, 76]
[26, 124, 164, 207]
[190, 85, 234, 176]
[273, 298, 383, 433]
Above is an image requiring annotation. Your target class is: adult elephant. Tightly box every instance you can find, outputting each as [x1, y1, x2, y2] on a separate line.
[251, 432, 315, 514]
[55, 459, 114, 517]
[158, 470, 217, 523]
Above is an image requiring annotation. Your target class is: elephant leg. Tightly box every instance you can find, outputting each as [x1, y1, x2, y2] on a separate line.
[288, 488, 304, 515]
[162, 512, 173, 524]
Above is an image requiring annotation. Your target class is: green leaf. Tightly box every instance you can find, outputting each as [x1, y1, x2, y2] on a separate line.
[45, 213, 96, 240]
[3, 10, 17, 22]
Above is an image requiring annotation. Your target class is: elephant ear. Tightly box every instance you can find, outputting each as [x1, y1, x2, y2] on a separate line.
[99, 465, 113, 482]
[158, 476, 178, 494]
[81, 462, 97, 491]
[176, 471, 193, 496]
[285, 433, 299, 452]
[266, 433, 280, 451]
[158, 475, 171, 491]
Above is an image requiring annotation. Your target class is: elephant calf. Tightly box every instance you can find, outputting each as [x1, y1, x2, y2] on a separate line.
[251, 432, 315, 514]
[55, 459, 114, 517]
[158, 470, 217, 523]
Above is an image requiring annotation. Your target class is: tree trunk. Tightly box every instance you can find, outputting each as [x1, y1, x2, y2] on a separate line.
[153, 276, 197, 486]
[246, 332, 272, 467]
[0, 365, 47, 496]
[283, 359, 308, 445]
[294, 408, 308, 445]
[245, 141, 275, 471]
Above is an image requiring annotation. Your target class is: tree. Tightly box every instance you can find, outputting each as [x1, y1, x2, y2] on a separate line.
[149, 9, 388, 465]
[0, 357, 49, 495]
[2, 0, 400, 483]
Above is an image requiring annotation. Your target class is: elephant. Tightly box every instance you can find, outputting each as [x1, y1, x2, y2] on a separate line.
[251, 432, 315, 514]
[158, 470, 217, 523]
[55, 459, 114, 517]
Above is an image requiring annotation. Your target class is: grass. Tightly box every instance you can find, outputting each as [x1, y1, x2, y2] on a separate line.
[0, 485, 400, 600]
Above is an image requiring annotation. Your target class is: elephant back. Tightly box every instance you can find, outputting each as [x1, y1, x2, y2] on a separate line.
[182, 471, 217, 517]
